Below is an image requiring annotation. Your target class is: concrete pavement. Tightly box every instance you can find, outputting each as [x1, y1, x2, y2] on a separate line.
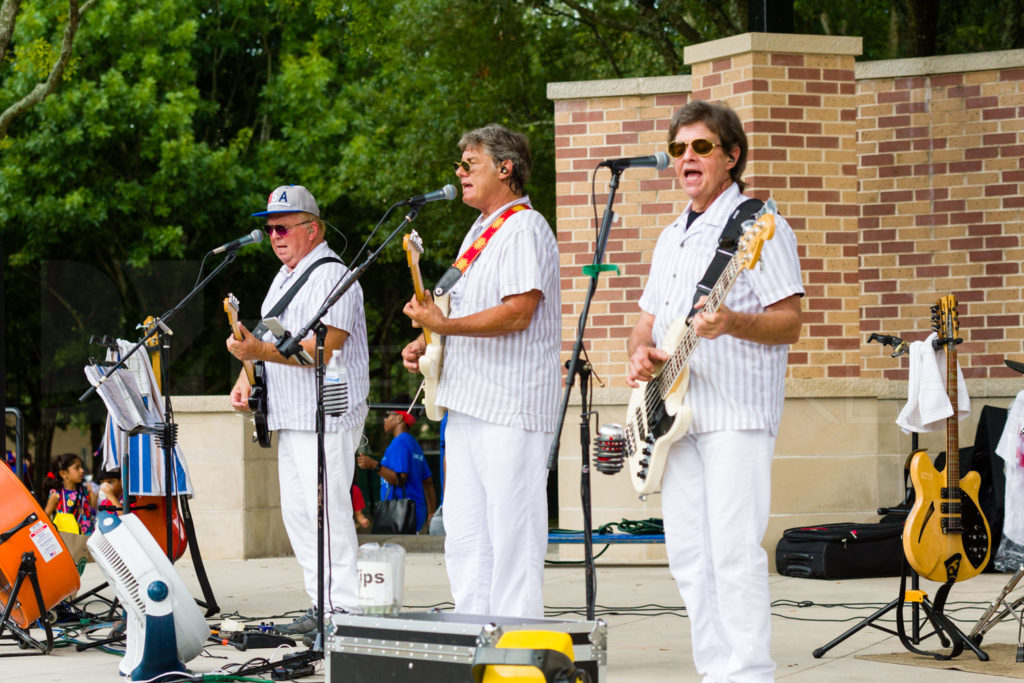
[3, 550, 1023, 682]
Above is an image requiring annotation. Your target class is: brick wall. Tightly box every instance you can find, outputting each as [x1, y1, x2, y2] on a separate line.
[857, 61, 1024, 381]
[550, 37, 1024, 390]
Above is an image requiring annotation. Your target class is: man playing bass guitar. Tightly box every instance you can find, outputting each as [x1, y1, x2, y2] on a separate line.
[626, 101, 803, 683]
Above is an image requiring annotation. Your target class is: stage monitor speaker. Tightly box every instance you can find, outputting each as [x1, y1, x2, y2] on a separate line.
[0, 465, 80, 628]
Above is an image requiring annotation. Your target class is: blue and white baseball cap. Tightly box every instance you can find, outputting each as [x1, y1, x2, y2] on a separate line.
[251, 185, 320, 217]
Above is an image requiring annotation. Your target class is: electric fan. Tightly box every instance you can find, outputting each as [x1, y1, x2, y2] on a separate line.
[87, 512, 209, 678]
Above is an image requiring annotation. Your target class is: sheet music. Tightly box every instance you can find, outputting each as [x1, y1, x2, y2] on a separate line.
[84, 363, 157, 436]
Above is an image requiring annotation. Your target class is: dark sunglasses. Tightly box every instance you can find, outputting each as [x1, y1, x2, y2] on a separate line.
[668, 138, 720, 158]
[452, 160, 472, 173]
[263, 219, 312, 237]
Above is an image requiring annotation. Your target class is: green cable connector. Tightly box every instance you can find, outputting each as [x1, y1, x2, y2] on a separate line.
[581, 263, 620, 277]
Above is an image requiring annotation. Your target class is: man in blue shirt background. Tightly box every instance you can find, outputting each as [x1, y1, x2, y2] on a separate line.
[357, 410, 436, 532]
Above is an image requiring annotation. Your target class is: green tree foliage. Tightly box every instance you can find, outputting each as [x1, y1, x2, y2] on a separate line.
[2, 0, 1022, 484]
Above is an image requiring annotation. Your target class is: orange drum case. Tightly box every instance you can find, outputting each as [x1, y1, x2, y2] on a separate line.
[0, 465, 80, 628]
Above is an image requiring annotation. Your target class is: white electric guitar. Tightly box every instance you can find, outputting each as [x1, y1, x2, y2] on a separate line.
[404, 231, 449, 421]
[625, 200, 777, 494]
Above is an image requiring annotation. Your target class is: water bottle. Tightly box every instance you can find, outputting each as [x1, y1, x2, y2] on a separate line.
[357, 542, 405, 615]
[323, 349, 348, 416]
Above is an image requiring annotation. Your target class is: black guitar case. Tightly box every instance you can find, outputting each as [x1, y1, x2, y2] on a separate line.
[775, 522, 904, 579]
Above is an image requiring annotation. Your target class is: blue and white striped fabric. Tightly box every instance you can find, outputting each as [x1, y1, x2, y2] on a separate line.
[99, 340, 194, 496]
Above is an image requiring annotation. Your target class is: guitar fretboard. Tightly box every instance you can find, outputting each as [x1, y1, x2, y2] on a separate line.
[656, 253, 745, 401]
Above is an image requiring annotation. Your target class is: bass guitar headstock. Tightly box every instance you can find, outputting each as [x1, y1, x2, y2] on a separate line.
[736, 198, 777, 271]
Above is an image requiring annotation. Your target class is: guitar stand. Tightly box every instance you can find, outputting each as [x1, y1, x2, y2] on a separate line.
[0, 552, 57, 656]
[812, 557, 987, 660]
[813, 425, 987, 661]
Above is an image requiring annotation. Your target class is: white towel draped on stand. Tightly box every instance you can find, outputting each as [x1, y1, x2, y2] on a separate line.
[896, 332, 970, 435]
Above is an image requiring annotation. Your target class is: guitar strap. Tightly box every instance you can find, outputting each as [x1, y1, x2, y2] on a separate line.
[251, 256, 342, 339]
[684, 198, 763, 323]
[433, 203, 532, 296]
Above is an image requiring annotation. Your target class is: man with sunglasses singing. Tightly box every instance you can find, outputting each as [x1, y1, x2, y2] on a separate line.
[627, 101, 803, 681]
[226, 184, 369, 634]
[401, 125, 560, 619]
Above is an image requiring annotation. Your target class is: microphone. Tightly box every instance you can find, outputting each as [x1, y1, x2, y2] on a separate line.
[401, 184, 457, 206]
[593, 423, 626, 475]
[598, 151, 670, 172]
[210, 229, 264, 254]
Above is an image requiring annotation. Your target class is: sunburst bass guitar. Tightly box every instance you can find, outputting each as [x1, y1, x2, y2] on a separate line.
[223, 294, 272, 448]
[403, 230, 450, 421]
[903, 294, 990, 583]
[624, 200, 777, 494]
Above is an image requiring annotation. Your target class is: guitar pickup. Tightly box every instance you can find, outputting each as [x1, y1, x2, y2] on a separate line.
[940, 487, 962, 499]
[940, 517, 964, 533]
[940, 502, 962, 515]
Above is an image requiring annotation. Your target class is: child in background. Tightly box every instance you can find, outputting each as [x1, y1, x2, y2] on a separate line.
[95, 468, 123, 512]
[43, 452, 98, 535]
[352, 484, 370, 529]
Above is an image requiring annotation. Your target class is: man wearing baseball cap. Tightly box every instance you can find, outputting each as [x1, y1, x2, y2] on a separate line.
[357, 408, 436, 532]
[226, 185, 369, 634]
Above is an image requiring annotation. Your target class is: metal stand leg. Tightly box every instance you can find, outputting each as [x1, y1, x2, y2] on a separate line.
[0, 553, 56, 656]
[970, 564, 1024, 644]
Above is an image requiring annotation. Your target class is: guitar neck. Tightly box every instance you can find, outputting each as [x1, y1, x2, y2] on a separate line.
[946, 338, 959, 491]
[224, 298, 257, 387]
[658, 254, 744, 398]
[408, 261, 434, 345]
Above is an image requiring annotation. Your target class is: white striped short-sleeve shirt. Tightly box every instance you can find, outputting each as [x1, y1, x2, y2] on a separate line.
[260, 241, 370, 432]
[436, 196, 561, 432]
[638, 184, 804, 436]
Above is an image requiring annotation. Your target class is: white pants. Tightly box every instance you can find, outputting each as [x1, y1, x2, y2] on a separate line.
[278, 426, 361, 613]
[662, 429, 776, 683]
[443, 411, 552, 618]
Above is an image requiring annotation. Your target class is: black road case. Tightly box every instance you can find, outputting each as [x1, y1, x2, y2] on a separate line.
[326, 611, 607, 682]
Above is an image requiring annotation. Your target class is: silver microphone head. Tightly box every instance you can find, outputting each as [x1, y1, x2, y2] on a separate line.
[441, 183, 457, 200]
[249, 228, 264, 244]
[653, 151, 670, 171]
[594, 423, 626, 475]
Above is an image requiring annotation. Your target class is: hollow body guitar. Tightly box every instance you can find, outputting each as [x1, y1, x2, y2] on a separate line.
[902, 294, 991, 583]
[223, 294, 272, 448]
[404, 231, 449, 421]
[624, 202, 777, 494]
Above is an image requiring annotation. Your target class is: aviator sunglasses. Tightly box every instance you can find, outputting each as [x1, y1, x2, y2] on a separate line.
[264, 219, 313, 237]
[668, 138, 721, 158]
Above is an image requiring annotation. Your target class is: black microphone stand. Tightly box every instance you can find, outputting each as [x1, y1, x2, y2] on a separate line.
[236, 203, 426, 678]
[546, 167, 624, 620]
